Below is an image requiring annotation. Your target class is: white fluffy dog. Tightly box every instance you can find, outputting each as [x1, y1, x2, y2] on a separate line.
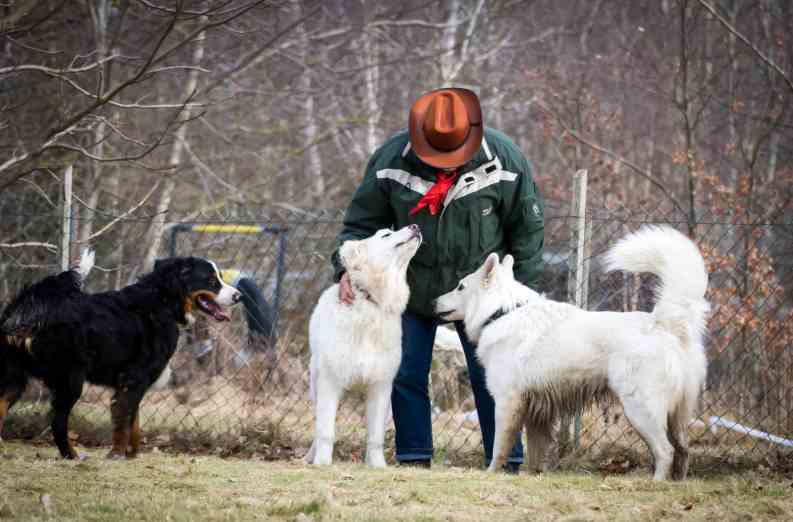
[306, 225, 422, 468]
[434, 226, 709, 480]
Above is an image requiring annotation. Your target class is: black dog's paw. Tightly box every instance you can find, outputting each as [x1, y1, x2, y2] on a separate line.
[105, 451, 126, 461]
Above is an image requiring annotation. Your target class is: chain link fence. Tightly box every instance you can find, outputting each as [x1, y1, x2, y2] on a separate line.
[2, 189, 792, 471]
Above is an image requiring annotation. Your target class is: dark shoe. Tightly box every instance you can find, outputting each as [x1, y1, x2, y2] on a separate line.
[504, 462, 521, 474]
[399, 459, 431, 469]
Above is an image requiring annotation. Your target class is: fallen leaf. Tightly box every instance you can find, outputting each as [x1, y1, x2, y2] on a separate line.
[598, 456, 636, 475]
[40, 494, 53, 516]
[324, 489, 338, 509]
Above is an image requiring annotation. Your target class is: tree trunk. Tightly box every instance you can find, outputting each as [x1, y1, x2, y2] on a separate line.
[79, 0, 113, 243]
[300, 1, 323, 204]
[363, 25, 381, 154]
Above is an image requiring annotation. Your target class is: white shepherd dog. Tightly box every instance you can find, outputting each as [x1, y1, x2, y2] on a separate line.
[434, 226, 709, 480]
[306, 225, 422, 468]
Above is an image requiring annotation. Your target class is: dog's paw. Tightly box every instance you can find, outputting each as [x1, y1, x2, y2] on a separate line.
[366, 454, 387, 469]
[105, 451, 126, 461]
[62, 448, 88, 460]
[311, 450, 333, 466]
[311, 441, 333, 465]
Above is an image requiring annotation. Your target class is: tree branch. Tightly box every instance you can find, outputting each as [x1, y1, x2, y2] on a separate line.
[0, 55, 118, 76]
[73, 181, 161, 244]
[697, 0, 793, 95]
[198, 3, 322, 97]
[535, 102, 689, 217]
[0, 242, 58, 252]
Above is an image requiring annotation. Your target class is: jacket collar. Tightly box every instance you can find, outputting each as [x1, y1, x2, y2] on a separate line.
[402, 130, 493, 179]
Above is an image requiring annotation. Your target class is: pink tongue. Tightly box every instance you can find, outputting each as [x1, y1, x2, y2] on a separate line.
[199, 297, 230, 322]
[213, 309, 231, 322]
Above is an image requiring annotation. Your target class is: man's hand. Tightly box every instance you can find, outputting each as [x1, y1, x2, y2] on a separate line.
[339, 272, 355, 305]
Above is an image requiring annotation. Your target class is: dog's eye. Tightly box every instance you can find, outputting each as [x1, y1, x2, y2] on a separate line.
[457, 283, 465, 291]
[382, 233, 391, 238]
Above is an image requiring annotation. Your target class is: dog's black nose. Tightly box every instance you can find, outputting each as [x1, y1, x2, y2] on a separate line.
[409, 224, 420, 233]
[232, 291, 241, 303]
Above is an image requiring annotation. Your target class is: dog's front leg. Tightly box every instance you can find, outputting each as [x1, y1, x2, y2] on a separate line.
[488, 393, 525, 473]
[311, 375, 341, 465]
[365, 381, 391, 468]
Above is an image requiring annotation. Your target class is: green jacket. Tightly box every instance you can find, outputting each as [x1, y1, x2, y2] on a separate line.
[332, 128, 544, 318]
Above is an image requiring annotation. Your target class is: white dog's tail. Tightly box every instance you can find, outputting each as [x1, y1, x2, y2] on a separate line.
[603, 225, 709, 341]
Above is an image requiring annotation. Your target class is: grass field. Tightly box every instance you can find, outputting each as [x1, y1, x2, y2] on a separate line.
[1, 441, 791, 521]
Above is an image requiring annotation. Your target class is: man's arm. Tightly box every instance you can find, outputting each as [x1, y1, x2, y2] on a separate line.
[501, 157, 545, 291]
[331, 156, 394, 282]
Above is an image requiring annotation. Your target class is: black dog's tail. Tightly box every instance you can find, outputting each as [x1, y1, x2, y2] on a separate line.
[1, 249, 95, 346]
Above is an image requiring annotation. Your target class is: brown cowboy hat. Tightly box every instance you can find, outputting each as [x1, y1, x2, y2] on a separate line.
[409, 87, 483, 169]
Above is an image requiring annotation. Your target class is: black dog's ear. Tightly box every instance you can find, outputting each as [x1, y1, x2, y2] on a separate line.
[154, 258, 180, 272]
[150, 258, 191, 295]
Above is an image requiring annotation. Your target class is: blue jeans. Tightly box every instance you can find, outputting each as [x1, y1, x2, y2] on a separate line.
[391, 312, 524, 466]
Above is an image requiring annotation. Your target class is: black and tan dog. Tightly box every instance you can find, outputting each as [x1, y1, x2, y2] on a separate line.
[0, 253, 239, 459]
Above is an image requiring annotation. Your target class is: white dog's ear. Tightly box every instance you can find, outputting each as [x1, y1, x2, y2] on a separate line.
[339, 240, 365, 272]
[501, 254, 514, 271]
[482, 253, 499, 287]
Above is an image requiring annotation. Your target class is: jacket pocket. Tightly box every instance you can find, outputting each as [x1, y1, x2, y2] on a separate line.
[478, 198, 501, 252]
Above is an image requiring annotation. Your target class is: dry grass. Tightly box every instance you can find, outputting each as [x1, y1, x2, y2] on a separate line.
[1, 440, 792, 522]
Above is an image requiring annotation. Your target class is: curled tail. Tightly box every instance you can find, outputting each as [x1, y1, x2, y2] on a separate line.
[603, 225, 710, 341]
[1, 248, 95, 344]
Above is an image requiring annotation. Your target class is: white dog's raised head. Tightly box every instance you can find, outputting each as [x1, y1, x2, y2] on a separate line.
[339, 224, 422, 314]
[434, 253, 536, 342]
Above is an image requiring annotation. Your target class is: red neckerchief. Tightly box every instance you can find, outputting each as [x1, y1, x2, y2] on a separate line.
[409, 170, 460, 216]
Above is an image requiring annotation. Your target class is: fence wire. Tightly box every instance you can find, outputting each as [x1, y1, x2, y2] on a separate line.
[1, 197, 792, 470]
